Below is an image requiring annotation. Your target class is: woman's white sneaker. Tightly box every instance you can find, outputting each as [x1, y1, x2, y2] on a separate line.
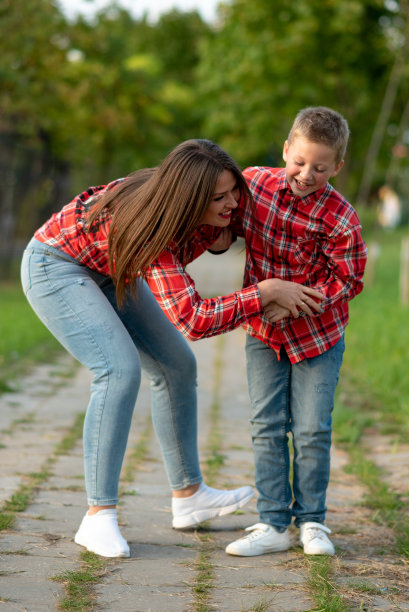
[74, 509, 130, 558]
[299, 522, 334, 555]
[225, 523, 290, 556]
[172, 482, 254, 529]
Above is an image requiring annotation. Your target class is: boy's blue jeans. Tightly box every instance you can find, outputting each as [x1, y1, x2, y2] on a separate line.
[21, 238, 202, 506]
[245, 333, 345, 530]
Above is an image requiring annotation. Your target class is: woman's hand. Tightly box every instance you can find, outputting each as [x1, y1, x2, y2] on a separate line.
[208, 228, 235, 253]
[257, 278, 325, 318]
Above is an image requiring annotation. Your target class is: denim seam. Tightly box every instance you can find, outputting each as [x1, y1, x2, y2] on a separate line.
[281, 365, 291, 506]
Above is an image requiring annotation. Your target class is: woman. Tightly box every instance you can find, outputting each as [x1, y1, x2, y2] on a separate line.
[21, 139, 323, 558]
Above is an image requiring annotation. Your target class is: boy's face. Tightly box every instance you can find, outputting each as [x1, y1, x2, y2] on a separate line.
[283, 136, 344, 198]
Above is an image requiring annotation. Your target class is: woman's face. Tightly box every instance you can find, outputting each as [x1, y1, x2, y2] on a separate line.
[200, 170, 240, 226]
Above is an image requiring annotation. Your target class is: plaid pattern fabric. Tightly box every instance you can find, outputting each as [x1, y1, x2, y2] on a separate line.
[34, 181, 263, 339]
[34, 179, 125, 275]
[230, 167, 367, 364]
[145, 224, 263, 340]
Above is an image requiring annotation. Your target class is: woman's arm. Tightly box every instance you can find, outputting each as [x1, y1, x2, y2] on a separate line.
[145, 248, 263, 340]
[145, 248, 325, 340]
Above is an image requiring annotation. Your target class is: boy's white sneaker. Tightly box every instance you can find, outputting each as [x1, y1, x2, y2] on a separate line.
[172, 482, 254, 529]
[299, 522, 334, 555]
[74, 509, 130, 558]
[225, 523, 290, 556]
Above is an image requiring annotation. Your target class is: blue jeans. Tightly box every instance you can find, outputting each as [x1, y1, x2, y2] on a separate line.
[21, 238, 202, 506]
[245, 333, 345, 529]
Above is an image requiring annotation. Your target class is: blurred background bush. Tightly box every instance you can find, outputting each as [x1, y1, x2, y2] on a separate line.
[1, 0, 408, 277]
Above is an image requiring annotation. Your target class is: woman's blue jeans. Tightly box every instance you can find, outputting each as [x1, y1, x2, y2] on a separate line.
[21, 238, 202, 506]
[245, 333, 345, 530]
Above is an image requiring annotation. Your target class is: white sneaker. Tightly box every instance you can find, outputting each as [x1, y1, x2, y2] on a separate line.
[172, 482, 254, 529]
[74, 509, 130, 558]
[225, 523, 290, 556]
[299, 522, 334, 555]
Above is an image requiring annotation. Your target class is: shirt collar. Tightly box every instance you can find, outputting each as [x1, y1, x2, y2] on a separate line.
[277, 168, 329, 206]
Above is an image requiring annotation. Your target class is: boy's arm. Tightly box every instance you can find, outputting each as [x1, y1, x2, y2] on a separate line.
[314, 223, 367, 310]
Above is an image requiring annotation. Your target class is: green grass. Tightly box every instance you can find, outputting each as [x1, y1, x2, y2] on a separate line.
[121, 414, 153, 484]
[192, 335, 226, 612]
[193, 535, 215, 612]
[341, 225, 409, 440]
[0, 281, 62, 391]
[344, 445, 409, 558]
[55, 413, 85, 455]
[331, 224, 409, 560]
[0, 412, 86, 531]
[51, 551, 108, 611]
[0, 467, 52, 531]
[306, 556, 346, 612]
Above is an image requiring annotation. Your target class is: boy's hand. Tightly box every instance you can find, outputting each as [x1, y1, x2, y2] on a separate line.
[264, 303, 291, 323]
[208, 228, 235, 253]
[258, 278, 324, 318]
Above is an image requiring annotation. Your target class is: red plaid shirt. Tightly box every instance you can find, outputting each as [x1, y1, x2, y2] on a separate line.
[34, 179, 264, 338]
[230, 167, 367, 364]
[34, 179, 125, 274]
[145, 229, 263, 340]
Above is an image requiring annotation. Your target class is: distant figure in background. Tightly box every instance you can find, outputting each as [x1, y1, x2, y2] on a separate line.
[378, 185, 401, 229]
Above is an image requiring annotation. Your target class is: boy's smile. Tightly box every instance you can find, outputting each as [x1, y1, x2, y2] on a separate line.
[283, 136, 344, 198]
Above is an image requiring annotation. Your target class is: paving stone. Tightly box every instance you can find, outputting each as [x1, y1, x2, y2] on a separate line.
[1, 245, 409, 611]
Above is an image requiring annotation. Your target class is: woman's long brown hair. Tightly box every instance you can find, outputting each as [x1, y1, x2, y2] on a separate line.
[87, 139, 250, 307]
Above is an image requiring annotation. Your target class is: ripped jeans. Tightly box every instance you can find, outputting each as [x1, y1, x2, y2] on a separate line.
[21, 238, 202, 506]
[245, 334, 345, 530]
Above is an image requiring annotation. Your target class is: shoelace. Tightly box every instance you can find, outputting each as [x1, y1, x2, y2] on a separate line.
[244, 529, 266, 541]
[304, 527, 328, 542]
[242, 524, 270, 541]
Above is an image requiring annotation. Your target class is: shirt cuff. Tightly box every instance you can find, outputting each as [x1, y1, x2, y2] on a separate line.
[239, 284, 264, 319]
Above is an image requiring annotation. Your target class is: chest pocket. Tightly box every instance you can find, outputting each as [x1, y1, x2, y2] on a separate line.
[293, 237, 320, 265]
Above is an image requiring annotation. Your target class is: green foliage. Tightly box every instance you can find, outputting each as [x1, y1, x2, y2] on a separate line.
[0, 0, 68, 135]
[196, 0, 409, 200]
[62, 8, 206, 180]
[2, 0, 409, 255]
[0, 282, 62, 390]
[0, 2, 209, 246]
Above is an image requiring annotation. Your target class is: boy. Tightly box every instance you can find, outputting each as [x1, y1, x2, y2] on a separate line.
[226, 106, 367, 556]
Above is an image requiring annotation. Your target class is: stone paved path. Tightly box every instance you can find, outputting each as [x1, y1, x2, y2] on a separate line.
[1, 245, 408, 611]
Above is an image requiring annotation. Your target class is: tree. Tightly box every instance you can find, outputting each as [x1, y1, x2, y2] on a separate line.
[196, 0, 401, 201]
[64, 7, 210, 181]
[0, 0, 69, 271]
[0, 1, 210, 271]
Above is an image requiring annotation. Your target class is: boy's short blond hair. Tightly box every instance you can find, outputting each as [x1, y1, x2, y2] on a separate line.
[288, 106, 350, 164]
